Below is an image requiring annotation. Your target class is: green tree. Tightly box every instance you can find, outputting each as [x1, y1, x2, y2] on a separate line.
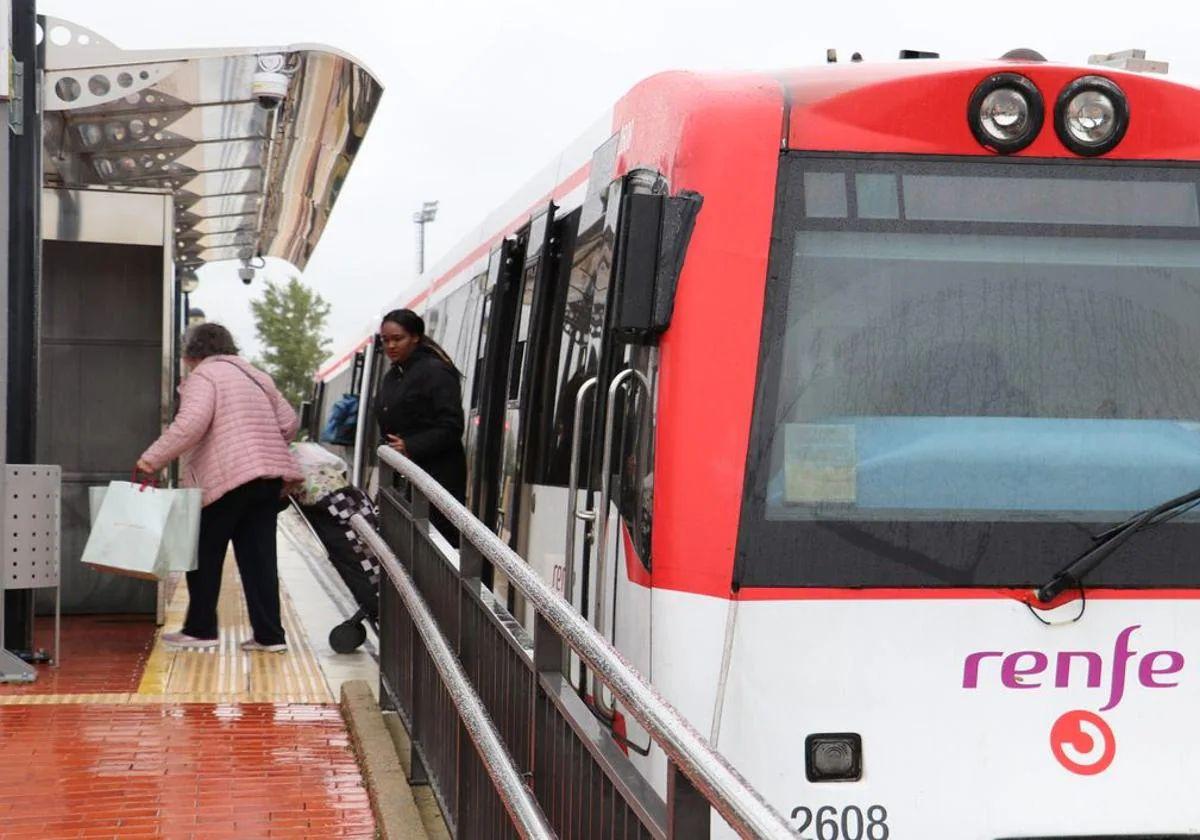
[250, 276, 332, 408]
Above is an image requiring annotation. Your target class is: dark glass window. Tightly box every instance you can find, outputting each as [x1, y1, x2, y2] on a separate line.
[470, 291, 492, 411]
[612, 345, 657, 568]
[737, 155, 1200, 589]
[538, 196, 616, 487]
[507, 262, 537, 402]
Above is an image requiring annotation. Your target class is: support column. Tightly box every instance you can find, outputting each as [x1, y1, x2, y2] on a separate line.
[1, 0, 37, 674]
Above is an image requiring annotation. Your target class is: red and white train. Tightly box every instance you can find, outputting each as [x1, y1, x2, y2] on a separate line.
[315, 47, 1200, 837]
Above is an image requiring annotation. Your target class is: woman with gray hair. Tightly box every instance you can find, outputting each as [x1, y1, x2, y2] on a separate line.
[138, 323, 301, 651]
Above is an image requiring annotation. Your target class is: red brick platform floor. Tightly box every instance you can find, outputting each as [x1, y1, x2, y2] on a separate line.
[0, 609, 377, 838]
[0, 615, 157, 698]
[0, 703, 375, 839]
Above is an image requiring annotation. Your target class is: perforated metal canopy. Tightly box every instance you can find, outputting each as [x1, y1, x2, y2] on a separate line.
[41, 16, 383, 272]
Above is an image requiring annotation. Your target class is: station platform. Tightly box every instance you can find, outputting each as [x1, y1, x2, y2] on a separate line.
[0, 511, 383, 839]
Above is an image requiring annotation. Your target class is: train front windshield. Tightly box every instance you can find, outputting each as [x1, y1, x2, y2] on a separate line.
[737, 156, 1200, 589]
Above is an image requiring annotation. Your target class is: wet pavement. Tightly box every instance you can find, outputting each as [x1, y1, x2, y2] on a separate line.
[0, 703, 373, 839]
[0, 523, 381, 839]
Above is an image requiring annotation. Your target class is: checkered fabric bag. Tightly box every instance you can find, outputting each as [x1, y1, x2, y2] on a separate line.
[319, 487, 381, 586]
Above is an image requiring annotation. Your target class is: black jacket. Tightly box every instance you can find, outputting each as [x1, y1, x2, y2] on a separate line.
[376, 344, 467, 501]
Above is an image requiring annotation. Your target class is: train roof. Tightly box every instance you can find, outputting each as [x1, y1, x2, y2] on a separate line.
[776, 58, 1200, 159]
[318, 55, 1200, 380]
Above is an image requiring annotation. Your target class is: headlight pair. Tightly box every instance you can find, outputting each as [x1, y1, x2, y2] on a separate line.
[968, 73, 1129, 156]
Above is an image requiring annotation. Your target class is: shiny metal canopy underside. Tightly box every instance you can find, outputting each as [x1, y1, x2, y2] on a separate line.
[41, 17, 382, 272]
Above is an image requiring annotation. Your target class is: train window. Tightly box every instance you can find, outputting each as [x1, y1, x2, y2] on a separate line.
[454, 272, 488, 409]
[738, 154, 1200, 589]
[426, 305, 443, 342]
[437, 280, 475, 376]
[854, 173, 899, 219]
[425, 301, 449, 365]
[507, 262, 537, 402]
[902, 174, 1199, 227]
[803, 171, 848, 218]
[613, 346, 657, 569]
[361, 341, 389, 496]
[470, 291, 492, 410]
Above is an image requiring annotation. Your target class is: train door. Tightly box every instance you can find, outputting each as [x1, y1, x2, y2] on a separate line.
[579, 180, 656, 744]
[513, 177, 656, 739]
[349, 346, 376, 490]
[494, 207, 556, 553]
[482, 207, 588, 630]
[469, 231, 528, 601]
[566, 172, 699, 752]
[469, 234, 524, 524]
[523, 191, 614, 628]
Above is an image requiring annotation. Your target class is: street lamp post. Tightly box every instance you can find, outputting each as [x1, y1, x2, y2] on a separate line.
[413, 200, 438, 276]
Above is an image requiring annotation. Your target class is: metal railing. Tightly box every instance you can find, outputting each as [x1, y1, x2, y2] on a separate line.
[353, 446, 796, 840]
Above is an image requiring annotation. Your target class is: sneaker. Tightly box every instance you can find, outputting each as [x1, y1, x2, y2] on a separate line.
[162, 631, 218, 650]
[240, 639, 288, 653]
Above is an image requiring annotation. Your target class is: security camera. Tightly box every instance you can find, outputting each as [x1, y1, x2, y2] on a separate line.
[252, 54, 289, 110]
[238, 266, 255, 284]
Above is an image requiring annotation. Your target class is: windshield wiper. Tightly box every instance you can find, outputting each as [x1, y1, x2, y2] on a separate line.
[1035, 485, 1200, 603]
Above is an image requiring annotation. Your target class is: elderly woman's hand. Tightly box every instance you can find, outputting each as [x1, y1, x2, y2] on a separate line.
[136, 458, 156, 474]
[386, 435, 408, 455]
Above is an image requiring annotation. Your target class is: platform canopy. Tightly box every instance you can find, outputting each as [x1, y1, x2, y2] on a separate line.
[40, 16, 383, 274]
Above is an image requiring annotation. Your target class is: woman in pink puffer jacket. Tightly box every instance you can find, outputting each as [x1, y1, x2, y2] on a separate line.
[138, 323, 301, 653]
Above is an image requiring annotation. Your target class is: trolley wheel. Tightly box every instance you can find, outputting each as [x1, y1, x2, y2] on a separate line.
[329, 619, 367, 653]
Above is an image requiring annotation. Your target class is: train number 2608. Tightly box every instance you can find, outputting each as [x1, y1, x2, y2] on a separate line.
[790, 805, 889, 840]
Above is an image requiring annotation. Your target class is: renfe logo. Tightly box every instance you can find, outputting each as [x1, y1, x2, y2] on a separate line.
[962, 625, 1184, 711]
[1050, 710, 1116, 775]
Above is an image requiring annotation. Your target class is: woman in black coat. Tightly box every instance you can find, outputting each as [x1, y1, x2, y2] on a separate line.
[376, 309, 467, 545]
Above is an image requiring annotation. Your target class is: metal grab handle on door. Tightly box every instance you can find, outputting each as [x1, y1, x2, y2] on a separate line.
[563, 377, 598, 607]
[593, 367, 650, 718]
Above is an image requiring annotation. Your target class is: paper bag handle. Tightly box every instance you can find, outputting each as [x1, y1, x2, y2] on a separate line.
[131, 468, 159, 491]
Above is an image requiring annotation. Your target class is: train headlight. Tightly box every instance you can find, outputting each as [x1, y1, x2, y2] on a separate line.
[968, 73, 1043, 154]
[1056, 76, 1129, 156]
[805, 733, 863, 782]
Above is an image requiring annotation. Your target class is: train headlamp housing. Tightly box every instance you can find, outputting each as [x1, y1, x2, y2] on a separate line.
[968, 73, 1043, 154]
[805, 733, 863, 782]
[1055, 76, 1129, 156]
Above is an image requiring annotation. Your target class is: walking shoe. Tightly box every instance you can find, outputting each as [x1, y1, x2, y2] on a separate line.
[240, 639, 288, 653]
[162, 631, 218, 650]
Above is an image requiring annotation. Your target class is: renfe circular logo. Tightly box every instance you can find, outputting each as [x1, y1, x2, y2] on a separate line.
[1050, 710, 1116, 775]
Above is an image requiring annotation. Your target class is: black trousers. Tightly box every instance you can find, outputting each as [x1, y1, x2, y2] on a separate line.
[182, 478, 286, 645]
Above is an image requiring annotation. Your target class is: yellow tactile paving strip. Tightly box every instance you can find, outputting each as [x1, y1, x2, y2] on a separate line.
[0, 559, 333, 705]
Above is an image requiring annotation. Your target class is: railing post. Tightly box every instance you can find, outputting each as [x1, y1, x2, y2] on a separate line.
[410, 742, 430, 786]
[454, 497, 474, 837]
[407, 485, 430, 572]
[459, 541, 484, 581]
[378, 576, 396, 712]
[533, 612, 565, 675]
[530, 611, 565, 817]
[454, 721, 472, 839]
[406, 487, 425, 787]
[667, 761, 711, 840]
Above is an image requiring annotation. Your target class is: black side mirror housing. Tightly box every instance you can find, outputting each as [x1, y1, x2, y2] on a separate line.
[611, 189, 703, 343]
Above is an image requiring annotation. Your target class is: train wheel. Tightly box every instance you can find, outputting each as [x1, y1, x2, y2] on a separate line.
[329, 620, 367, 653]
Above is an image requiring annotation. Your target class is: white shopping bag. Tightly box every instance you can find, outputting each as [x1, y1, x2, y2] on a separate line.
[83, 482, 202, 579]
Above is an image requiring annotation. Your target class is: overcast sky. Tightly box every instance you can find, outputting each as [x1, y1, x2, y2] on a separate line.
[45, 0, 1200, 359]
